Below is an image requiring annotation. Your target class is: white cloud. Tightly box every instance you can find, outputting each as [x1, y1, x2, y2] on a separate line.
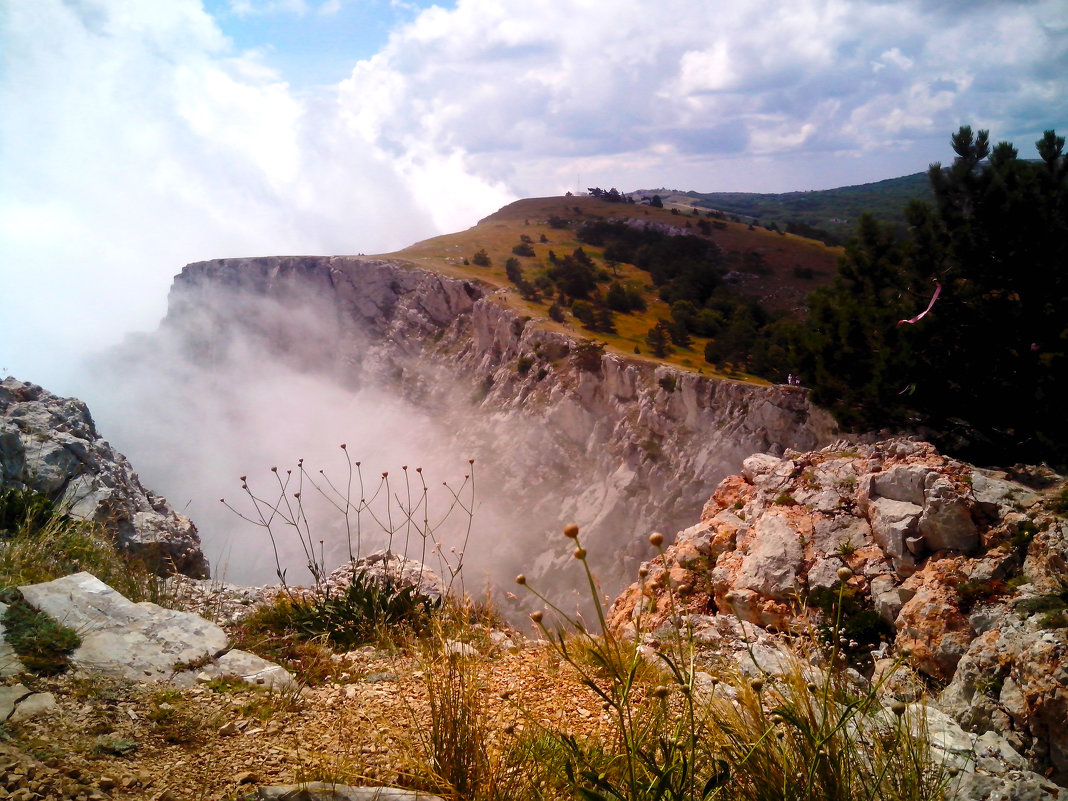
[0, 0, 510, 386]
[2, 0, 1066, 387]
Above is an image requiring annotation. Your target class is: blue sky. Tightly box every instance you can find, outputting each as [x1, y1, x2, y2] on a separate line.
[2, 0, 1067, 387]
[200, 0, 448, 86]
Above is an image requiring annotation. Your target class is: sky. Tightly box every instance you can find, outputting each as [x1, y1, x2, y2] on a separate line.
[2, 0, 1067, 388]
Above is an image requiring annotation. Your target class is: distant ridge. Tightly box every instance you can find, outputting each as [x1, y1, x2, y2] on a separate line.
[632, 172, 933, 242]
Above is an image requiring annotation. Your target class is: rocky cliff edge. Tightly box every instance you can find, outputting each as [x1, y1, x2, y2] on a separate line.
[0, 378, 209, 578]
[609, 437, 1068, 784]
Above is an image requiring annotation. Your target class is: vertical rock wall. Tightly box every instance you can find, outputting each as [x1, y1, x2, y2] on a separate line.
[165, 256, 838, 593]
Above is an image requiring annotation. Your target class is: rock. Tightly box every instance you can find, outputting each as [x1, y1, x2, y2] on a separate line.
[970, 470, 1041, 517]
[869, 574, 908, 625]
[7, 691, 55, 722]
[324, 552, 444, 604]
[871, 464, 930, 506]
[918, 474, 979, 553]
[0, 378, 209, 578]
[13, 572, 294, 688]
[866, 498, 921, 575]
[206, 649, 299, 692]
[732, 514, 803, 599]
[445, 640, 479, 659]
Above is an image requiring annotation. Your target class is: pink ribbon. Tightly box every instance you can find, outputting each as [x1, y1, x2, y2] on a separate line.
[898, 281, 942, 325]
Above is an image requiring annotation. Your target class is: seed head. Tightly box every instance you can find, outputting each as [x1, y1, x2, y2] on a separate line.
[573, 547, 587, 560]
[563, 523, 579, 538]
[651, 685, 670, 699]
[837, 566, 854, 581]
[240, 475, 247, 482]
[503, 723, 515, 735]
[340, 443, 346, 450]
[649, 532, 664, 547]
[515, 574, 527, 586]
[750, 678, 764, 692]
[806, 682, 819, 693]
[891, 700, 907, 716]
[530, 610, 543, 624]
[638, 566, 649, 578]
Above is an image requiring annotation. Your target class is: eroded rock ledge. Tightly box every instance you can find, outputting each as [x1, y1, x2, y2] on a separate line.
[166, 256, 838, 592]
[609, 437, 1068, 785]
[0, 378, 209, 578]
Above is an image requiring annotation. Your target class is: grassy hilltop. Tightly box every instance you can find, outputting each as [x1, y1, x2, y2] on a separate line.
[381, 194, 842, 379]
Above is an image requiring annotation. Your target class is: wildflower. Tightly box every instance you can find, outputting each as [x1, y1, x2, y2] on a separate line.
[563, 523, 579, 538]
[649, 532, 664, 547]
[837, 566, 854, 581]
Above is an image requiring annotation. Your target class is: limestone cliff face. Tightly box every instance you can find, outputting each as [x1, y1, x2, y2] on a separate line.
[166, 256, 837, 592]
[0, 378, 209, 578]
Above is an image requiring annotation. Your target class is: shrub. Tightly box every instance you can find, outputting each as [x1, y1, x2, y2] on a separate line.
[517, 357, 534, 375]
[572, 340, 605, 373]
[471, 249, 491, 267]
[511, 243, 535, 257]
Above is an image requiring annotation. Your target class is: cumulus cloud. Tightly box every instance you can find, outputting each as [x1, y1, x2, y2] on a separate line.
[2, 0, 1066, 407]
[339, 0, 1067, 194]
[0, 0, 510, 386]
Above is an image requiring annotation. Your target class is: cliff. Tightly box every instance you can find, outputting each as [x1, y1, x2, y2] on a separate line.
[0, 378, 209, 577]
[608, 437, 1068, 785]
[165, 255, 838, 593]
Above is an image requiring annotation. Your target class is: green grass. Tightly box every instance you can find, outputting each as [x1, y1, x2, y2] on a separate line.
[0, 485, 170, 604]
[1, 595, 81, 675]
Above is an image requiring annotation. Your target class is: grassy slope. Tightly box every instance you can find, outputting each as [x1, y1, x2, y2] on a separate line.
[635, 172, 933, 239]
[379, 195, 840, 379]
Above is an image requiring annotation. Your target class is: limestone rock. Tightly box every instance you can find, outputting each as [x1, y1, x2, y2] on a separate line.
[0, 378, 208, 577]
[918, 474, 979, 553]
[733, 514, 803, 599]
[867, 497, 922, 574]
[606, 437, 1068, 786]
[14, 571, 294, 689]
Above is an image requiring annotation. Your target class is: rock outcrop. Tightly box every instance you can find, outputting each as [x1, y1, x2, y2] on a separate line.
[11, 571, 294, 689]
[0, 378, 209, 578]
[162, 256, 838, 593]
[608, 438, 1068, 785]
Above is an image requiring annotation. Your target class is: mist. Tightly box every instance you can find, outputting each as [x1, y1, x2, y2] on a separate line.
[75, 293, 519, 595]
